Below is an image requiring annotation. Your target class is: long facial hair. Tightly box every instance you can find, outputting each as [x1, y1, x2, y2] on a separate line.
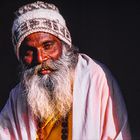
[21, 43, 78, 121]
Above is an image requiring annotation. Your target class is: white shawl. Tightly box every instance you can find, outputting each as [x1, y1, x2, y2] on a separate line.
[0, 54, 131, 140]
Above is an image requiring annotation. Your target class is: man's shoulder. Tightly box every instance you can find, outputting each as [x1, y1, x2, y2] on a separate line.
[11, 82, 22, 92]
[77, 53, 116, 85]
[78, 53, 110, 76]
[9, 83, 24, 99]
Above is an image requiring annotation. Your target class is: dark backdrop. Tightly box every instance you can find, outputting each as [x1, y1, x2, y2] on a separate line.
[0, 0, 140, 139]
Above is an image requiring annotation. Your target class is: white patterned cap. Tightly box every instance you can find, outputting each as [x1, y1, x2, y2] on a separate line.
[12, 1, 71, 60]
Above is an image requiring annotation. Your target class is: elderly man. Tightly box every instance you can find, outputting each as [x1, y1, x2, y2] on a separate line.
[0, 1, 131, 140]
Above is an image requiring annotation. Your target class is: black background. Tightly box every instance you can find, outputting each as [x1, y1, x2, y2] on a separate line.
[0, 0, 140, 139]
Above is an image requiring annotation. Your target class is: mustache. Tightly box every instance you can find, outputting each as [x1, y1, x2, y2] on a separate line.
[33, 59, 59, 75]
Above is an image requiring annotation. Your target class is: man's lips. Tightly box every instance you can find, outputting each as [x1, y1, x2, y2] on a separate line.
[39, 68, 52, 75]
[38, 67, 55, 75]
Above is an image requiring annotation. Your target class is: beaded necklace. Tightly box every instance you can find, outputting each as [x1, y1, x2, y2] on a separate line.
[61, 115, 68, 140]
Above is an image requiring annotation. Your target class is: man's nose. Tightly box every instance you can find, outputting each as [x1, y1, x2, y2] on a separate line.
[36, 48, 48, 64]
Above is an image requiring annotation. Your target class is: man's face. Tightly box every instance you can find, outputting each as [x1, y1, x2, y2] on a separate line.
[19, 32, 62, 75]
[19, 32, 78, 120]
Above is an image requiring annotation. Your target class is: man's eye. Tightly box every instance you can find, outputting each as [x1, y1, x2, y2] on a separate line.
[25, 50, 33, 56]
[43, 42, 54, 50]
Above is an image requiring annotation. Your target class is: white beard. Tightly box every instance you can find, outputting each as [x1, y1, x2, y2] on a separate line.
[24, 69, 73, 121]
[21, 45, 77, 121]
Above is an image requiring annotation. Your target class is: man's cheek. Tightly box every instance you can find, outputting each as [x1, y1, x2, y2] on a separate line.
[23, 56, 33, 65]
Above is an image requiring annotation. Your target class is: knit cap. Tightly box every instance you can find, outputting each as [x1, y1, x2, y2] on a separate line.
[12, 1, 71, 59]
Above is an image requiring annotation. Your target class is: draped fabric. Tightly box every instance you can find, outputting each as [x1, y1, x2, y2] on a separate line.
[0, 54, 131, 140]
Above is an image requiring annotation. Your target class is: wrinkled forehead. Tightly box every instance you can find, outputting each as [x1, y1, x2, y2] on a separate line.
[20, 32, 62, 47]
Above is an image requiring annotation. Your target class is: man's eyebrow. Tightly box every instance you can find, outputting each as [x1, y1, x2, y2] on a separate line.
[21, 44, 35, 50]
[42, 40, 55, 45]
